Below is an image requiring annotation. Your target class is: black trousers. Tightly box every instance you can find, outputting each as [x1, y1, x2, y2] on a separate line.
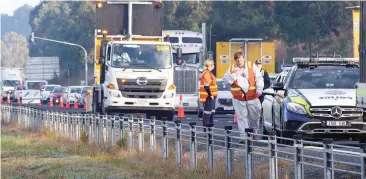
[202, 97, 216, 127]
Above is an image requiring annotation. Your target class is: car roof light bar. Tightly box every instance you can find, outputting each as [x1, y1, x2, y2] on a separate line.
[293, 57, 359, 64]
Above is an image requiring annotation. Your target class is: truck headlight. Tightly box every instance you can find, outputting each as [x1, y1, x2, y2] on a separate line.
[286, 102, 306, 115]
[109, 90, 120, 98]
[164, 92, 174, 98]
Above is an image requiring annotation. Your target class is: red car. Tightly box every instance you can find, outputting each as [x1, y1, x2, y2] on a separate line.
[50, 87, 65, 104]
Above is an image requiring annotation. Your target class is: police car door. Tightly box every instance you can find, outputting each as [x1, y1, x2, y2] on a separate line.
[272, 70, 292, 130]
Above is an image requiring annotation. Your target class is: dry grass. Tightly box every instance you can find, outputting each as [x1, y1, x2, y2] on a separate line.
[1, 121, 285, 179]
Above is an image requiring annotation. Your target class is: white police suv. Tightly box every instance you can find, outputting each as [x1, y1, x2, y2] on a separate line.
[261, 56, 365, 142]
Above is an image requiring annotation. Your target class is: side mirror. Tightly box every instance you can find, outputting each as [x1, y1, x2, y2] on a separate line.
[176, 48, 183, 65]
[99, 57, 105, 65]
[272, 82, 285, 91]
[100, 45, 106, 58]
[262, 88, 275, 96]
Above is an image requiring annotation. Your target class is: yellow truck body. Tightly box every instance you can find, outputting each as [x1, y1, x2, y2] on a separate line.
[215, 41, 276, 78]
[352, 9, 360, 58]
[94, 36, 163, 84]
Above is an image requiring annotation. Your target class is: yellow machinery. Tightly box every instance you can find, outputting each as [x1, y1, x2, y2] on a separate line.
[215, 38, 276, 78]
[352, 8, 360, 58]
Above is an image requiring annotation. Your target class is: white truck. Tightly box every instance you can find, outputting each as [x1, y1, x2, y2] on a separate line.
[162, 30, 204, 112]
[92, 1, 180, 121]
[1, 67, 23, 100]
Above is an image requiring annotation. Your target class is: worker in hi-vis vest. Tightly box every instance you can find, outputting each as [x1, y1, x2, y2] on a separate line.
[199, 59, 218, 127]
[255, 59, 271, 104]
[223, 51, 264, 139]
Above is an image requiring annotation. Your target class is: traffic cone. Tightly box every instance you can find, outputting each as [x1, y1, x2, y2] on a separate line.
[74, 94, 79, 108]
[17, 95, 20, 104]
[0, 97, 3, 104]
[65, 94, 70, 109]
[60, 94, 64, 108]
[49, 93, 54, 108]
[233, 113, 238, 124]
[177, 94, 185, 119]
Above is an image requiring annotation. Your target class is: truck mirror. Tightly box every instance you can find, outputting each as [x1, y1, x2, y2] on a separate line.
[99, 57, 105, 65]
[176, 48, 183, 65]
[100, 45, 106, 58]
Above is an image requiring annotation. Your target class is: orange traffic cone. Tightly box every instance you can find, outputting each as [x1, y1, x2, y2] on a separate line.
[17, 94, 20, 104]
[74, 94, 79, 108]
[49, 93, 54, 108]
[177, 94, 185, 119]
[233, 113, 238, 124]
[60, 94, 64, 108]
[65, 94, 70, 109]
[0, 96, 3, 104]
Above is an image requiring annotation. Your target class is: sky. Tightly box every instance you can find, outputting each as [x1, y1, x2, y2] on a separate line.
[0, 0, 40, 16]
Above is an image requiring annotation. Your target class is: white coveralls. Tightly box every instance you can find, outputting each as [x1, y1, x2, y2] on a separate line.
[223, 63, 264, 136]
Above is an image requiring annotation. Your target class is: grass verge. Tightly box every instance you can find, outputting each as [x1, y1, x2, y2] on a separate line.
[1, 121, 284, 179]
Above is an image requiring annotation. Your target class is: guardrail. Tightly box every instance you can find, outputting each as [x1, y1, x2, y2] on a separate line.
[1, 104, 366, 179]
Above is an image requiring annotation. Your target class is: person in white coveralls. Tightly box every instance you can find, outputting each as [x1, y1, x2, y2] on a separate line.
[223, 51, 264, 140]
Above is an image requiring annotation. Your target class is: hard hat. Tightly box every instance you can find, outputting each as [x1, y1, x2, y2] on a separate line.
[255, 60, 262, 64]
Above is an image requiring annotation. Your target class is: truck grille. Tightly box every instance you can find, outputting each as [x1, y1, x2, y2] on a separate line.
[117, 78, 167, 99]
[310, 106, 362, 121]
[218, 98, 233, 106]
[174, 69, 197, 94]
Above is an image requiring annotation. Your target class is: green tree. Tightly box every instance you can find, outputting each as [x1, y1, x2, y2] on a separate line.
[1, 32, 29, 68]
[1, 5, 33, 37]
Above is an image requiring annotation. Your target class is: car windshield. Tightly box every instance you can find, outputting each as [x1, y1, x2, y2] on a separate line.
[82, 87, 92, 93]
[2, 80, 20, 86]
[45, 86, 55, 91]
[53, 87, 64, 93]
[173, 53, 199, 64]
[290, 68, 359, 89]
[27, 82, 46, 90]
[110, 44, 172, 69]
[70, 87, 82, 93]
[217, 81, 230, 91]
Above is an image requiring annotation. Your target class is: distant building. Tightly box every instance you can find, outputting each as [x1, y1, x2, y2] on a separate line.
[26, 57, 60, 80]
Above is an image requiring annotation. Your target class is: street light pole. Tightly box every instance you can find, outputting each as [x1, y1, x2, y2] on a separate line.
[31, 32, 89, 86]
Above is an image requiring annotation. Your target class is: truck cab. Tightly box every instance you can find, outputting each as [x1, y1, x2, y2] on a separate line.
[163, 30, 204, 112]
[94, 39, 177, 120]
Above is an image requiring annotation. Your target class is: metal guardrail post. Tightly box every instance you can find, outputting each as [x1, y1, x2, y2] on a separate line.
[138, 117, 144, 152]
[323, 138, 333, 179]
[206, 124, 214, 171]
[268, 135, 277, 179]
[96, 114, 100, 144]
[293, 134, 303, 179]
[189, 122, 197, 169]
[128, 116, 133, 149]
[111, 116, 115, 146]
[162, 119, 168, 160]
[360, 143, 366, 179]
[224, 126, 233, 177]
[150, 117, 156, 152]
[103, 115, 108, 144]
[175, 121, 182, 165]
[245, 128, 254, 179]
[119, 118, 124, 140]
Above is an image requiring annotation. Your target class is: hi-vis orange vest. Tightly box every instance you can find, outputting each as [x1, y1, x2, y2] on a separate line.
[199, 70, 218, 103]
[230, 62, 257, 101]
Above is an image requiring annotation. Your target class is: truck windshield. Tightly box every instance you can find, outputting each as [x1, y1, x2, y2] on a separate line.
[290, 67, 359, 89]
[173, 53, 199, 64]
[27, 82, 46, 90]
[111, 44, 172, 69]
[2, 80, 20, 86]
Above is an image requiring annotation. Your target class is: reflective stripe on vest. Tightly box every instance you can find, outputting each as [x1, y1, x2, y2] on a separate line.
[199, 70, 218, 103]
[230, 62, 257, 101]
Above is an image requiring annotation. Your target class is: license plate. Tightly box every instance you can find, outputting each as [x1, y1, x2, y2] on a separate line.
[326, 121, 347, 126]
[224, 106, 233, 110]
[136, 99, 148, 105]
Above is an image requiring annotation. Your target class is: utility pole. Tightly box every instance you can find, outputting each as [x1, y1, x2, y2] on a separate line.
[31, 32, 89, 86]
[360, 1, 366, 82]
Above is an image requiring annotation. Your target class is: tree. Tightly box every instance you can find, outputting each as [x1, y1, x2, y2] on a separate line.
[1, 32, 29, 68]
[1, 5, 33, 37]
